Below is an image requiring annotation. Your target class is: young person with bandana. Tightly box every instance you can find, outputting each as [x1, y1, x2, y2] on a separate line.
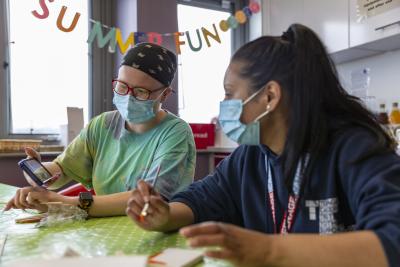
[126, 24, 400, 267]
[4, 43, 196, 217]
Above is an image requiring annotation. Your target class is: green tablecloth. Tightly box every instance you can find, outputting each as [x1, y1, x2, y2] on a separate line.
[0, 183, 229, 267]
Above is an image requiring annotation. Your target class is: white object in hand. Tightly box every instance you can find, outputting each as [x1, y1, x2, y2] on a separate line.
[140, 202, 150, 217]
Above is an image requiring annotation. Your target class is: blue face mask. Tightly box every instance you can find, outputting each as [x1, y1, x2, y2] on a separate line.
[113, 91, 164, 124]
[218, 88, 270, 145]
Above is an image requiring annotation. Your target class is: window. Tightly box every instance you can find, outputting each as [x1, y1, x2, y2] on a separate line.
[6, 0, 89, 135]
[177, 2, 239, 123]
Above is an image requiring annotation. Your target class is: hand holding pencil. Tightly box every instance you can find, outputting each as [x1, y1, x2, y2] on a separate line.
[139, 164, 161, 220]
[126, 165, 171, 231]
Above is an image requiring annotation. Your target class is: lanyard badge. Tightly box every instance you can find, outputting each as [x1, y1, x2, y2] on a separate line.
[265, 155, 308, 234]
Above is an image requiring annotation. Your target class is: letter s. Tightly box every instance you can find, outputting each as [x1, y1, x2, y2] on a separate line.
[31, 0, 54, 19]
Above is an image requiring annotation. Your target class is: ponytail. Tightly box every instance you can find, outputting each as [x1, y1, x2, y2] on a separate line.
[232, 23, 395, 194]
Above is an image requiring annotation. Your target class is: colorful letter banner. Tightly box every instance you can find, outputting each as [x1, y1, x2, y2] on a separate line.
[31, 0, 261, 55]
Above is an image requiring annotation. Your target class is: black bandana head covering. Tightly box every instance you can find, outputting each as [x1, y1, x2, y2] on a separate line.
[121, 43, 177, 86]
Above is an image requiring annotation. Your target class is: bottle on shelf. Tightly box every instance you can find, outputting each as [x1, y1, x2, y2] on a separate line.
[389, 102, 400, 125]
[377, 103, 389, 125]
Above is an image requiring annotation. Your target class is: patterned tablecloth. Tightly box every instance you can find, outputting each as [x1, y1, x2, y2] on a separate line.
[0, 183, 230, 267]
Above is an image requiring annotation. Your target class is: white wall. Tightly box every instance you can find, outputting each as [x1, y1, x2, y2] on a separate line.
[336, 49, 400, 110]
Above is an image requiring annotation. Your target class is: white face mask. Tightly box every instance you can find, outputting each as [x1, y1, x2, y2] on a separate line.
[218, 87, 270, 145]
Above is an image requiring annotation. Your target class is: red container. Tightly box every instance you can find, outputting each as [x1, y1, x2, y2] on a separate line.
[59, 183, 95, 196]
[189, 123, 215, 149]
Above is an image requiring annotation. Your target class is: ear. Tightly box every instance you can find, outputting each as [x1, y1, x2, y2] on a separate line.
[160, 87, 172, 102]
[259, 81, 282, 112]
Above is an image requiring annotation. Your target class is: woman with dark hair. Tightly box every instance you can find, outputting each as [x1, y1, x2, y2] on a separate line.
[127, 24, 400, 267]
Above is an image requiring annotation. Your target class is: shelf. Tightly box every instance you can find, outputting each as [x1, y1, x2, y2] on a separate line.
[196, 146, 237, 154]
[0, 151, 63, 158]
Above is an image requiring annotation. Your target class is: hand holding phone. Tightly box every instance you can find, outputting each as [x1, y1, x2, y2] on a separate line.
[19, 148, 59, 188]
[18, 158, 55, 187]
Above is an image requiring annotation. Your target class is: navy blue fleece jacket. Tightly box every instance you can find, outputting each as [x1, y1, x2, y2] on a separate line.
[172, 128, 400, 267]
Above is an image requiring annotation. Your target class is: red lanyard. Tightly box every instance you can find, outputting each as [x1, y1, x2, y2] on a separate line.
[266, 155, 306, 234]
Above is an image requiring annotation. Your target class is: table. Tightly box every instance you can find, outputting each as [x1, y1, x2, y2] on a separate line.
[196, 147, 236, 178]
[0, 184, 230, 267]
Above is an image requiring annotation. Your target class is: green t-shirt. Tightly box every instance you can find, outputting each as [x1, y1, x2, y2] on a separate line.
[54, 111, 196, 199]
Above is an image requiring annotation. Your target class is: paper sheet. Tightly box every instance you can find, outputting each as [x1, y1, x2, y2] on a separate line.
[7, 255, 148, 267]
[149, 248, 203, 267]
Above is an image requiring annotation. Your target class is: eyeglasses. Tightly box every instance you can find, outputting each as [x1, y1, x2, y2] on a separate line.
[112, 79, 166, 101]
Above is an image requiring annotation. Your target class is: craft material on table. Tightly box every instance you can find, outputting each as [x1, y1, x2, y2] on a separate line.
[0, 183, 232, 267]
[149, 248, 204, 267]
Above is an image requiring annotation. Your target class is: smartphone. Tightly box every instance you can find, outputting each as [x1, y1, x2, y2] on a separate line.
[18, 158, 53, 187]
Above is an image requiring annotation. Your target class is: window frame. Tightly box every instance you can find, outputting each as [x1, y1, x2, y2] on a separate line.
[0, 0, 249, 139]
[0, 0, 97, 141]
[175, 0, 249, 122]
[176, 0, 249, 52]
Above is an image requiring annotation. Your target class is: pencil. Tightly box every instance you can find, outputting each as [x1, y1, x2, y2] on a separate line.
[140, 164, 162, 219]
[0, 234, 7, 263]
[151, 164, 162, 189]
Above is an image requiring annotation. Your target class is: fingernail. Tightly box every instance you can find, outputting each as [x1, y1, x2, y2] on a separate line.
[187, 239, 196, 247]
[179, 228, 188, 236]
